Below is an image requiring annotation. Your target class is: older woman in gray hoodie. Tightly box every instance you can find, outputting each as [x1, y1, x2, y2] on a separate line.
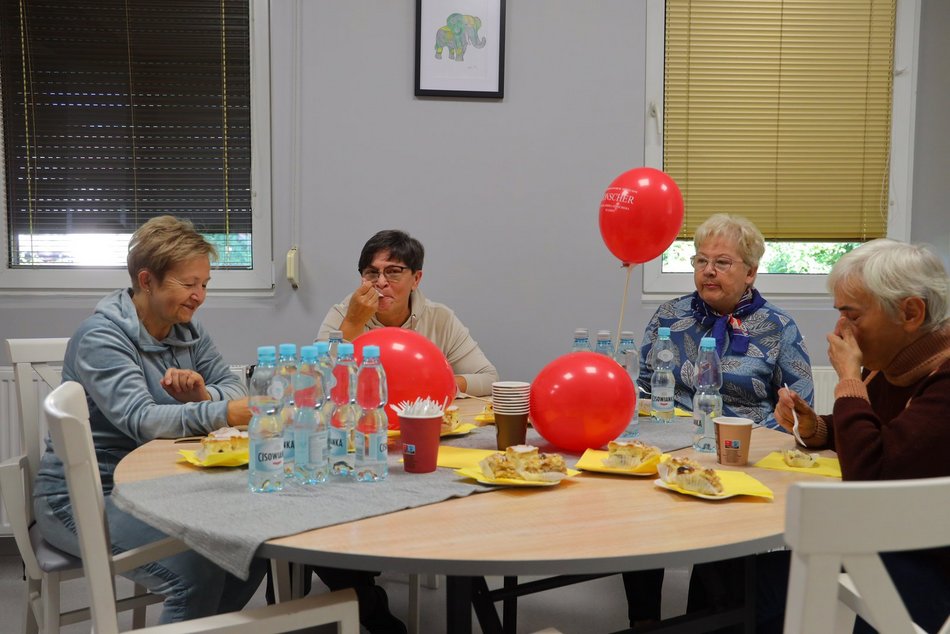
[33, 215, 263, 623]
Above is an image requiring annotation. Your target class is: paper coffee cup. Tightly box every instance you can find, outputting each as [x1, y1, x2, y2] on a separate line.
[714, 417, 754, 466]
[398, 414, 442, 473]
[494, 412, 528, 450]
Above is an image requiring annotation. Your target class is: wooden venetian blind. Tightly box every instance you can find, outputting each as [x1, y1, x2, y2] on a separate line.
[664, 0, 895, 241]
[0, 0, 252, 267]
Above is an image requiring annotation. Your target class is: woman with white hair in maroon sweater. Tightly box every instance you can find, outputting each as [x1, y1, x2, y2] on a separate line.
[777, 238, 950, 632]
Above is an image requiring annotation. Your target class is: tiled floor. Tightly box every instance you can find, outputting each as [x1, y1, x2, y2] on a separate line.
[0, 552, 689, 633]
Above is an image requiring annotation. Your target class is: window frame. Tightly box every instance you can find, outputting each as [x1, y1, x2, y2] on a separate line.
[0, 0, 274, 293]
[641, 0, 920, 300]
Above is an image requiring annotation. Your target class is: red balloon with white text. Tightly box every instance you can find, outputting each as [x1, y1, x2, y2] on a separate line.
[598, 167, 684, 264]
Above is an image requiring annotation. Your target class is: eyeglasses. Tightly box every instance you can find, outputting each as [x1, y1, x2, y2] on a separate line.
[361, 265, 410, 283]
[690, 255, 737, 273]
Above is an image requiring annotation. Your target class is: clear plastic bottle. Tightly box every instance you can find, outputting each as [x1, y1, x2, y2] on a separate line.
[328, 329, 344, 363]
[571, 328, 592, 353]
[616, 330, 640, 439]
[248, 346, 284, 493]
[328, 342, 359, 477]
[354, 345, 388, 482]
[277, 343, 298, 479]
[595, 329, 615, 358]
[692, 336, 722, 453]
[293, 345, 329, 484]
[651, 327, 676, 423]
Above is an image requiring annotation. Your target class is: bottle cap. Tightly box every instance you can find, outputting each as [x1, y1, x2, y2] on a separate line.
[700, 337, 717, 349]
[330, 330, 343, 341]
[337, 342, 355, 356]
[362, 345, 380, 359]
[573, 328, 589, 337]
[621, 330, 635, 339]
[314, 340, 330, 355]
[300, 345, 318, 362]
[597, 329, 611, 336]
[256, 345, 276, 363]
[658, 326, 671, 338]
[279, 343, 297, 357]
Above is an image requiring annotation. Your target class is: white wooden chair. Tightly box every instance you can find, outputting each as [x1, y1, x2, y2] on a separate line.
[3, 337, 161, 634]
[783, 477, 950, 634]
[44, 380, 360, 634]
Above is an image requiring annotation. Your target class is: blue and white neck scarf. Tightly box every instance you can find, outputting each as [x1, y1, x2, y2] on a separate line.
[690, 287, 766, 355]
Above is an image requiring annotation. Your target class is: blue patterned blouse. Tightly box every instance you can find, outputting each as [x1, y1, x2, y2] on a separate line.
[637, 292, 814, 430]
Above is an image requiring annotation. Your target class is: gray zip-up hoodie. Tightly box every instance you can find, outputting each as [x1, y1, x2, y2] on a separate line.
[34, 288, 245, 497]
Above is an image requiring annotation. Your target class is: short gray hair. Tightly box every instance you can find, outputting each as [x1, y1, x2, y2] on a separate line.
[828, 238, 950, 331]
[693, 213, 766, 267]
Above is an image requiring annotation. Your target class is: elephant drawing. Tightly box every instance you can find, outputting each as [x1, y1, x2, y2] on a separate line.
[434, 13, 486, 62]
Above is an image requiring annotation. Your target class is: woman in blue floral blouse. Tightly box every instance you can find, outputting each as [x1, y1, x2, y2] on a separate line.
[623, 213, 814, 630]
[638, 213, 814, 429]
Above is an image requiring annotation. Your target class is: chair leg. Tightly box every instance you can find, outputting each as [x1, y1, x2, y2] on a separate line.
[24, 576, 41, 634]
[271, 559, 294, 602]
[41, 572, 60, 634]
[131, 583, 149, 628]
[408, 574, 421, 634]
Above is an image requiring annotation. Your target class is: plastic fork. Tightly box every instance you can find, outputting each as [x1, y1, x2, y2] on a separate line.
[784, 383, 806, 446]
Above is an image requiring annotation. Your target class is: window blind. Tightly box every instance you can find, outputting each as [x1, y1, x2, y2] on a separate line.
[1, 0, 252, 268]
[664, 0, 895, 241]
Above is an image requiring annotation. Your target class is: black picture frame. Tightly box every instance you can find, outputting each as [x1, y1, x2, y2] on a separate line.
[414, 0, 506, 98]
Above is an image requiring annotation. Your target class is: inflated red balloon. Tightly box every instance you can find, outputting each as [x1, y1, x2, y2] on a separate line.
[353, 328, 456, 430]
[529, 352, 636, 452]
[598, 167, 684, 264]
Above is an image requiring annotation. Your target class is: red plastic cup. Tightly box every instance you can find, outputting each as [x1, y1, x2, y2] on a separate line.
[399, 414, 442, 473]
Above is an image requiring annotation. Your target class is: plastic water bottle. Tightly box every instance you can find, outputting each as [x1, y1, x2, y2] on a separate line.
[616, 331, 640, 439]
[328, 329, 344, 363]
[248, 346, 284, 493]
[571, 328, 592, 352]
[692, 337, 722, 453]
[651, 327, 676, 423]
[354, 345, 388, 482]
[595, 329, 615, 358]
[329, 342, 359, 477]
[293, 345, 329, 484]
[277, 343, 298, 479]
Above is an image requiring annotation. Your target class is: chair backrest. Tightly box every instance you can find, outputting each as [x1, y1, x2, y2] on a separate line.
[784, 477, 950, 634]
[7, 337, 70, 484]
[44, 380, 123, 634]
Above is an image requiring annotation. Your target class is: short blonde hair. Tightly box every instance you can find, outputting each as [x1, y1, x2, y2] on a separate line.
[127, 216, 217, 290]
[693, 213, 766, 267]
[828, 238, 950, 331]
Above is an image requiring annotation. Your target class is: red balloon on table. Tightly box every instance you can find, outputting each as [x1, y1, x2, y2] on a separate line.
[529, 352, 636, 452]
[353, 328, 456, 430]
[598, 167, 684, 264]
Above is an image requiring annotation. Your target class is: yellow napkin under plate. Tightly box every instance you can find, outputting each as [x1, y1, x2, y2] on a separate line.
[575, 449, 669, 476]
[178, 449, 248, 468]
[454, 466, 581, 487]
[437, 446, 499, 469]
[754, 451, 842, 478]
[654, 470, 774, 500]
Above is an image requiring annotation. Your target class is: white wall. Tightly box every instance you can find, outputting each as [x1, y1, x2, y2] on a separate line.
[2, 0, 948, 385]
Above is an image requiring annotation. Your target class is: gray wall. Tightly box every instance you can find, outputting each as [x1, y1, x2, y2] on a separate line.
[2, 0, 948, 385]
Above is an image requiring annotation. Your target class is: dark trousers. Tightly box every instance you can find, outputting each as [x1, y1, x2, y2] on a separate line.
[265, 564, 379, 604]
[622, 568, 665, 624]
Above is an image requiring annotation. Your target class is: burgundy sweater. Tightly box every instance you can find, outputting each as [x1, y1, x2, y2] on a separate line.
[821, 323, 950, 481]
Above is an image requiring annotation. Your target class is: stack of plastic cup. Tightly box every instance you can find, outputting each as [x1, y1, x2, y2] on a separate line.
[491, 381, 531, 449]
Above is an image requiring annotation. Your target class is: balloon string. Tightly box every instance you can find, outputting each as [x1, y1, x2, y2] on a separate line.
[616, 264, 634, 352]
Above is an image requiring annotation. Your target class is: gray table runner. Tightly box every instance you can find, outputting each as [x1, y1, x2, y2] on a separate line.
[112, 420, 693, 580]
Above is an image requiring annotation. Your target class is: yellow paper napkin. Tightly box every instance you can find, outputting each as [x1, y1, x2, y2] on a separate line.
[575, 449, 668, 476]
[656, 470, 774, 500]
[437, 446, 499, 469]
[178, 449, 248, 468]
[753, 451, 842, 479]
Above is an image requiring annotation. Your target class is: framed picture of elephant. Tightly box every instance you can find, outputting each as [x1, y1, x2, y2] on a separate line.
[415, 0, 506, 98]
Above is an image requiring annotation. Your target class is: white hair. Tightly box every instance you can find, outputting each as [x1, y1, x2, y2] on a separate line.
[828, 238, 950, 331]
[693, 213, 766, 267]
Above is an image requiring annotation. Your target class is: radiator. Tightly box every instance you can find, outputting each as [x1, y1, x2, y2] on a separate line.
[812, 366, 837, 414]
